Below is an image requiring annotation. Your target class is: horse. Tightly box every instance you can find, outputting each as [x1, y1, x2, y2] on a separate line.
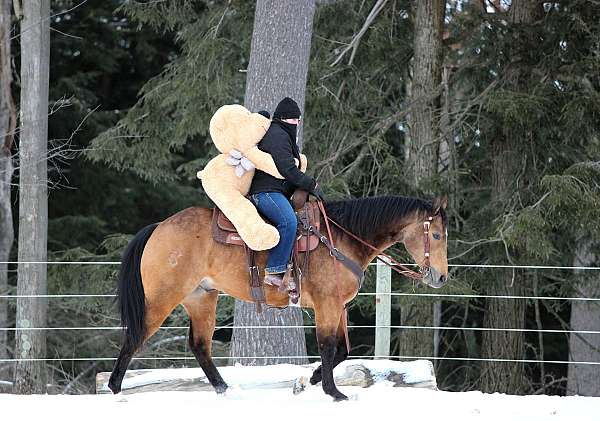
[107, 195, 449, 401]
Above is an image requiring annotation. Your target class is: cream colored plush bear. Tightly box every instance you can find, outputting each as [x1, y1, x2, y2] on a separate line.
[197, 104, 307, 251]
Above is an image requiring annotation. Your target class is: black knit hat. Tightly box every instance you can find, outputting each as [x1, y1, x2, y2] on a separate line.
[273, 97, 301, 120]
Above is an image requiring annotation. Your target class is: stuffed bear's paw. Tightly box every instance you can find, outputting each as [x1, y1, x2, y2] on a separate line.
[242, 224, 280, 251]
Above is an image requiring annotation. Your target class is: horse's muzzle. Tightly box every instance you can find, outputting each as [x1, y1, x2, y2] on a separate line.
[422, 267, 448, 289]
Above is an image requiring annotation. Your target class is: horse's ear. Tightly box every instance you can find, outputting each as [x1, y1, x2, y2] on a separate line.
[432, 196, 448, 214]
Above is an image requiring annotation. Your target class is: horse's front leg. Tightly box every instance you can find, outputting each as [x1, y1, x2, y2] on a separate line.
[310, 313, 348, 386]
[314, 301, 348, 401]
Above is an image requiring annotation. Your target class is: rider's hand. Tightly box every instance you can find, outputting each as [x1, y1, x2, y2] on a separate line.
[311, 183, 326, 201]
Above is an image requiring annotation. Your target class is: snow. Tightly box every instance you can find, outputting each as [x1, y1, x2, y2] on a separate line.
[2, 383, 599, 421]
[1, 360, 600, 421]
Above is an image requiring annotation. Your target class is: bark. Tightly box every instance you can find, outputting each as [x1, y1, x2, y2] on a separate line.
[14, 0, 50, 394]
[438, 65, 458, 197]
[479, 0, 543, 394]
[231, 0, 315, 366]
[480, 135, 528, 393]
[0, 0, 15, 379]
[398, 0, 445, 360]
[405, 0, 445, 188]
[567, 242, 600, 396]
[242, 0, 315, 151]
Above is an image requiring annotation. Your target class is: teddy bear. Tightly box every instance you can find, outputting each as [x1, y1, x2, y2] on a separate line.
[197, 104, 307, 251]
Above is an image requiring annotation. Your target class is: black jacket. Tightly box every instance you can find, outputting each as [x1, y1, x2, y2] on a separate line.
[248, 120, 316, 197]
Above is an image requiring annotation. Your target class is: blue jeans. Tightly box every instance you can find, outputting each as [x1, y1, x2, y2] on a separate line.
[250, 192, 297, 274]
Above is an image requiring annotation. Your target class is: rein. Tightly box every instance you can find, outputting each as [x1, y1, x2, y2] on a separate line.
[324, 210, 434, 280]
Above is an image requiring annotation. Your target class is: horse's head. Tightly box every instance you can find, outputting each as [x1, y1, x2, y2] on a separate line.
[400, 196, 448, 288]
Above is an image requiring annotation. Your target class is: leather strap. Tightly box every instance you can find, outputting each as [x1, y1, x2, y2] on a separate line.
[297, 207, 365, 286]
[423, 219, 431, 268]
[244, 245, 263, 313]
[325, 216, 428, 280]
[290, 247, 300, 305]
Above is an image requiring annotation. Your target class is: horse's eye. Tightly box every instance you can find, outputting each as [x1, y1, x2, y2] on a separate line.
[432, 232, 441, 240]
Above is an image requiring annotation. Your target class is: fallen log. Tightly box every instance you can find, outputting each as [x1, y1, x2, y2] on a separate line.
[96, 359, 437, 394]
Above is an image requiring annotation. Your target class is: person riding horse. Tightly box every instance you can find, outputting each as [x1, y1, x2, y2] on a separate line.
[248, 97, 324, 287]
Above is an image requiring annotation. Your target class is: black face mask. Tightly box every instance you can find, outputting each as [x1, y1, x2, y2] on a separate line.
[276, 120, 298, 143]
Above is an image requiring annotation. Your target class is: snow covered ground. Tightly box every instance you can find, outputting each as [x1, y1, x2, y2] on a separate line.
[1, 360, 599, 421]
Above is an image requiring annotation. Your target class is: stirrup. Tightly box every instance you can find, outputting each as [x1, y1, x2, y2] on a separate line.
[276, 265, 294, 293]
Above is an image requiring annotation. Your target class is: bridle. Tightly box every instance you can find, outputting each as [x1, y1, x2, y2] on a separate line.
[323, 207, 435, 280]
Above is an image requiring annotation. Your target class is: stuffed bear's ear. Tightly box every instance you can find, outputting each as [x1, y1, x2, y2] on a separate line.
[257, 110, 270, 119]
[432, 196, 448, 214]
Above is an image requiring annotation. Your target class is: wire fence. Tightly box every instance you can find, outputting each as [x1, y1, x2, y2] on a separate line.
[2, 355, 600, 365]
[1, 325, 600, 335]
[1, 261, 599, 365]
[2, 261, 600, 270]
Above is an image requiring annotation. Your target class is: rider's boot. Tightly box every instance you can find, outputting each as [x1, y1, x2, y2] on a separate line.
[263, 272, 284, 287]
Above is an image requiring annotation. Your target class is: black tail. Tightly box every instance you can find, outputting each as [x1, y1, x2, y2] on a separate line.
[116, 223, 159, 350]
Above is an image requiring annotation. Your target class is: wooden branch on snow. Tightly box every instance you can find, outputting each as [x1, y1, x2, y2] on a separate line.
[96, 360, 437, 395]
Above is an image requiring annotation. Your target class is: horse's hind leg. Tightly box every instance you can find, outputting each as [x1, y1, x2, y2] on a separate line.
[182, 289, 228, 394]
[310, 313, 348, 386]
[108, 299, 177, 394]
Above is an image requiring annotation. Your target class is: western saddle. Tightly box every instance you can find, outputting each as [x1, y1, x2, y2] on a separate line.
[211, 192, 321, 311]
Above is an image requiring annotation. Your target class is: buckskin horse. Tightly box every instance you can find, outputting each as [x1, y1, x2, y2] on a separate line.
[108, 195, 449, 401]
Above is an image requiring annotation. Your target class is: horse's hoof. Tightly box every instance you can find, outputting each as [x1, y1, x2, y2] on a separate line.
[108, 381, 121, 395]
[333, 392, 349, 402]
[215, 383, 228, 394]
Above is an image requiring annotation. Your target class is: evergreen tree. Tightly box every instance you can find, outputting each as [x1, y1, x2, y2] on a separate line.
[441, 0, 600, 393]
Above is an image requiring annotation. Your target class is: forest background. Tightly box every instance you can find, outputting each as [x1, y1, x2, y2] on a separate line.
[0, 0, 599, 397]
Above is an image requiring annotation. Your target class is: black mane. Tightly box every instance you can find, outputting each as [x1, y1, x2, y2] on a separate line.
[324, 195, 447, 239]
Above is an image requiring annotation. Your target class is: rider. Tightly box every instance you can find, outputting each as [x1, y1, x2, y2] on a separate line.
[249, 97, 324, 287]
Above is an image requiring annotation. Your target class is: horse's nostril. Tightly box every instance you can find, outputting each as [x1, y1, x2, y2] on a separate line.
[440, 276, 447, 283]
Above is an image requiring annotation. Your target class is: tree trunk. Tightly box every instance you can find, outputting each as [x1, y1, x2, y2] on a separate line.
[479, 0, 542, 395]
[14, 0, 50, 394]
[398, 0, 445, 360]
[0, 0, 16, 378]
[567, 241, 600, 396]
[242, 0, 315, 150]
[231, 0, 315, 366]
[406, 0, 445, 187]
[480, 139, 528, 394]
